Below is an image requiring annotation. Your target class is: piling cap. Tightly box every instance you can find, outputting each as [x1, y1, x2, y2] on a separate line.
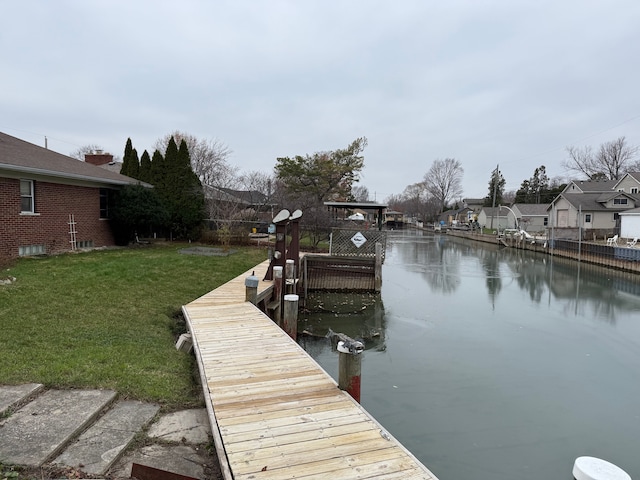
[337, 339, 365, 355]
[573, 457, 631, 480]
[245, 272, 259, 288]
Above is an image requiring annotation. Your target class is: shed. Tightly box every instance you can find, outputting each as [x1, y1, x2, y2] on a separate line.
[620, 208, 640, 239]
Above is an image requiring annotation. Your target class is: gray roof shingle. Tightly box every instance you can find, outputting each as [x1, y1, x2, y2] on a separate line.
[0, 132, 141, 186]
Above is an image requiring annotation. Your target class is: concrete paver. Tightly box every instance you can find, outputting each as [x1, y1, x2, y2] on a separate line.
[0, 386, 219, 479]
[0, 389, 117, 467]
[53, 400, 160, 475]
[147, 408, 211, 444]
[109, 444, 214, 480]
[0, 383, 43, 416]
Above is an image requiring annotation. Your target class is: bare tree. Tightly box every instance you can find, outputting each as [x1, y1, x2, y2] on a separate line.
[423, 158, 464, 213]
[237, 170, 277, 218]
[563, 136, 638, 180]
[153, 131, 236, 187]
[351, 185, 370, 202]
[502, 190, 516, 205]
[386, 182, 439, 223]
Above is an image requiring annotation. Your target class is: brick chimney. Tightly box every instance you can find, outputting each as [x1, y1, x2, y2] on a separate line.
[85, 150, 114, 166]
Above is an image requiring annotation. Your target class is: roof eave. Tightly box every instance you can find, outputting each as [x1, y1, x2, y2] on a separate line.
[0, 163, 139, 187]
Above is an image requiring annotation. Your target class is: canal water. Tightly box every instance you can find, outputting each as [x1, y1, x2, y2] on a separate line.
[298, 230, 640, 480]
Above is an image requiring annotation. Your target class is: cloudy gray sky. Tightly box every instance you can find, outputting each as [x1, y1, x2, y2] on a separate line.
[3, 0, 640, 201]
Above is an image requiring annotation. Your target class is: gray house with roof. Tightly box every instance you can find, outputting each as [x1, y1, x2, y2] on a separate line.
[511, 204, 550, 233]
[548, 177, 640, 239]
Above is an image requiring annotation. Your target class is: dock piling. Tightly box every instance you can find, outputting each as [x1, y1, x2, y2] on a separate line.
[272, 266, 283, 324]
[283, 294, 299, 340]
[244, 271, 259, 305]
[337, 336, 364, 403]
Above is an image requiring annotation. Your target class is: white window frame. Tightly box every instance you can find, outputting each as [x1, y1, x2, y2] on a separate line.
[20, 179, 35, 213]
[584, 214, 592, 223]
[632, 187, 638, 194]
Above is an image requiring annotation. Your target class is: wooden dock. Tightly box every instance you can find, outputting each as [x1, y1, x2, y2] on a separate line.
[182, 260, 438, 480]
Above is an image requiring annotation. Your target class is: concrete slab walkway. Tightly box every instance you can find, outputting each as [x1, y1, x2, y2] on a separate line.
[0, 388, 117, 467]
[0, 382, 43, 415]
[0, 385, 219, 479]
[53, 400, 160, 475]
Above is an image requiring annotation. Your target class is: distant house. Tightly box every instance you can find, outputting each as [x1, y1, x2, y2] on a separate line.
[477, 207, 511, 231]
[437, 207, 473, 226]
[0, 132, 143, 259]
[203, 185, 274, 228]
[462, 198, 485, 220]
[612, 173, 640, 194]
[562, 178, 618, 194]
[549, 190, 640, 238]
[511, 204, 550, 233]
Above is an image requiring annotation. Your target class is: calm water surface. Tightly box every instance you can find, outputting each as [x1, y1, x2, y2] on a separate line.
[298, 230, 640, 480]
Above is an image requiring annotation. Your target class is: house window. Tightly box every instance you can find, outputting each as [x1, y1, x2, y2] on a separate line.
[543, 217, 548, 226]
[99, 188, 112, 219]
[584, 214, 591, 223]
[18, 244, 45, 256]
[632, 188, 638, 194]
[613, 198, 628, 205]
[20, 179, 35, 213]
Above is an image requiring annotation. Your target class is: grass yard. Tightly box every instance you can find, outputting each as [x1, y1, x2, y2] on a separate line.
[0, 243, 267, 409]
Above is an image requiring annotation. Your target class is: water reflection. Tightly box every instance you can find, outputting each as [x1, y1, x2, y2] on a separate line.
[300, 230, 640, 480]
[299, 292, 387, 351]
[388, 231, 640, 323]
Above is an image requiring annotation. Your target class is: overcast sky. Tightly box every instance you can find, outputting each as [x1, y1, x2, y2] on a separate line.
[3, 1, 640, 201]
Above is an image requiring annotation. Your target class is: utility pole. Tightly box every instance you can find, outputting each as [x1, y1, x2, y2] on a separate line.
[490, 164, 498, 230]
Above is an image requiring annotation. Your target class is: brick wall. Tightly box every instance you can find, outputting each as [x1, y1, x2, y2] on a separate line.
[0, 177, 115, 258]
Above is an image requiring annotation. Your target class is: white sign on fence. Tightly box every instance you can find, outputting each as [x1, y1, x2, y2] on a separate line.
[351, 232, 367, 248]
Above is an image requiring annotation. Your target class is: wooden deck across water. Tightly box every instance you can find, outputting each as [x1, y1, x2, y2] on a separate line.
[182, 259, 438, 480]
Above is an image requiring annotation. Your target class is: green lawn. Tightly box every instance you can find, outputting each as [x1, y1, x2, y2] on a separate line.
[0, 244, 267, 408]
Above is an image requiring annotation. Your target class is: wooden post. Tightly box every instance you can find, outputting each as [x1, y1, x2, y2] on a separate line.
[264, 209, 290, 280]
[283, 294, 299, 340]
[273, 266, 283, 325]
[286, 258, 295, 294]
[337, 336, 364, 403]
[375, 242, 382, 292]
[245, 271, 259, 305]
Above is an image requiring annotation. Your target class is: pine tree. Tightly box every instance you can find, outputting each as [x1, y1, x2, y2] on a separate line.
[157, 137, 205, 239]
[139, 150, 152, 183]
[150, 149, 165, 187]
[120, 138, 134, 177]
[129, 148, 140, 179]
[484, 168, 506, 206]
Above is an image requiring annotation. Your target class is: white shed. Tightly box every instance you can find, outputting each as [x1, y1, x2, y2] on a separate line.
[620, 208, 640, 239]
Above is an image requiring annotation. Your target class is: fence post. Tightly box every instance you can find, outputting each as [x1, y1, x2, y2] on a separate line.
[245, 271, 259, 305]
[337, 336, 365, 403]
[375, 242, 382, 292]
[283, 294, 299, 340]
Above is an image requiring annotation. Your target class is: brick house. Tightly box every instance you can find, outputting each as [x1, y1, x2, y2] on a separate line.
[1, 132, 142, 259]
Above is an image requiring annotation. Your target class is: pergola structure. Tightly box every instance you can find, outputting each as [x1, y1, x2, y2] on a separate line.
[324, 201, 388, 231]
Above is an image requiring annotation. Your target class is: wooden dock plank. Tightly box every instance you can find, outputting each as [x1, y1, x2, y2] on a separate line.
[182, 259, 438, 480]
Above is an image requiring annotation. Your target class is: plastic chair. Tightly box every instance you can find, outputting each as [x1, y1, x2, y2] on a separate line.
[626, 237, 638, 247]
[606, 234, 618, 246]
